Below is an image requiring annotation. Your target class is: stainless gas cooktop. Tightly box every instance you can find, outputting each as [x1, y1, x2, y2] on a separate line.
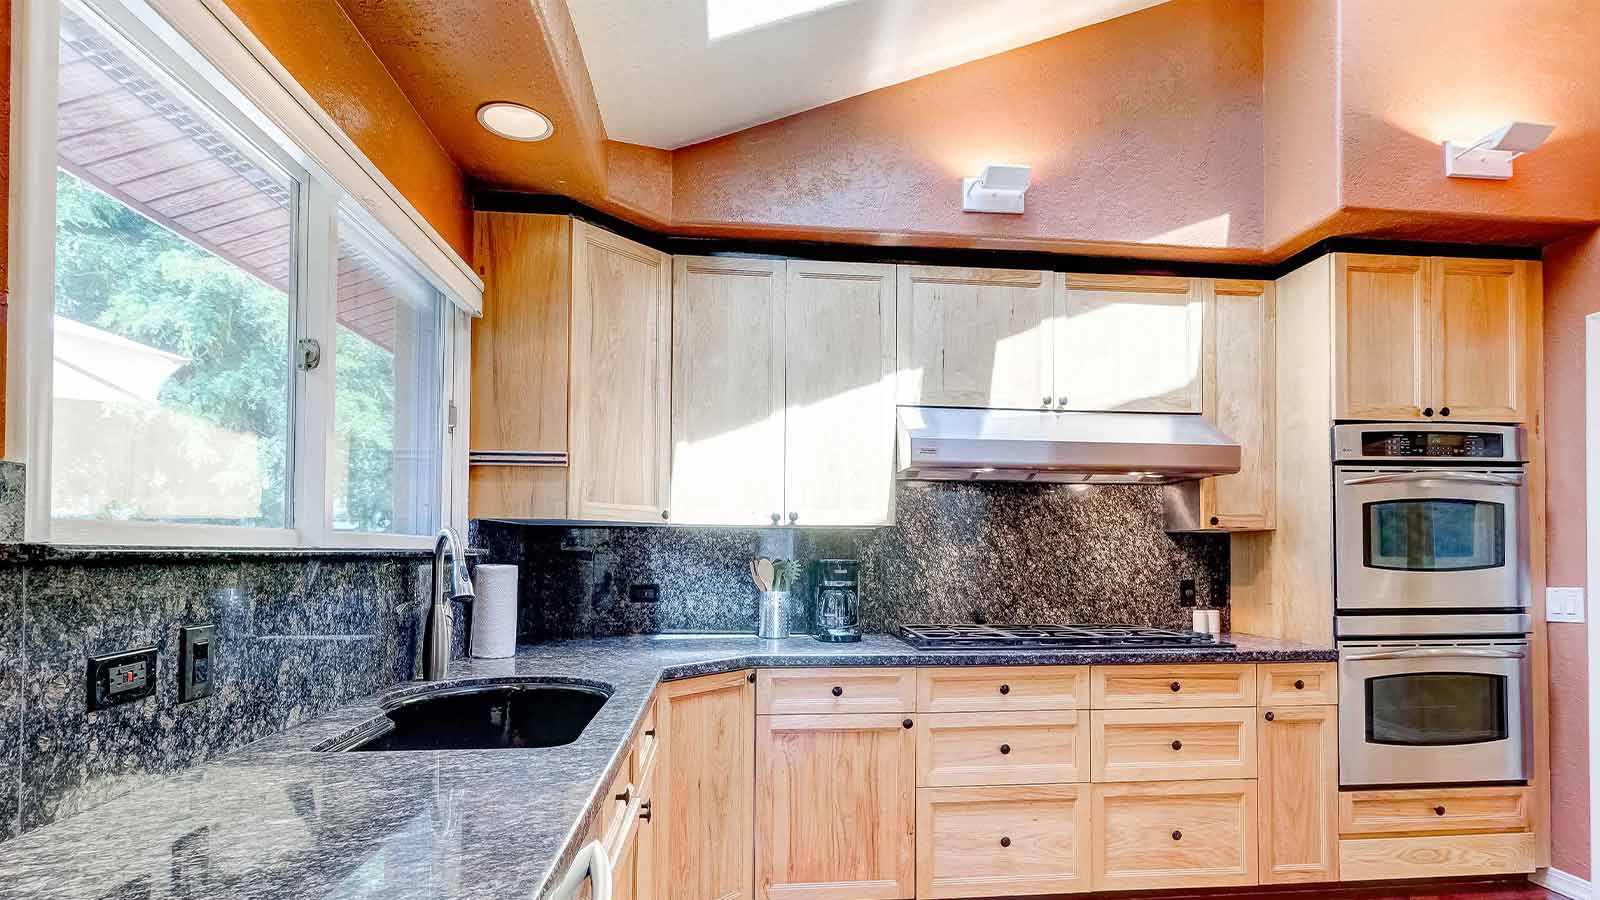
[896, 623, 1231, 651]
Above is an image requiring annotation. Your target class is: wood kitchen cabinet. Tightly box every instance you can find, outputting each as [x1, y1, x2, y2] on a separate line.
[1195, 279, 1275, 531]
[756, 713, 917, 900]
[1334, 253, 1534, 422]
[895, 266, 1055, 410]
[1056, 274, 1205, 413]
[1091, 780, 1258, 890]
[917, 784, 1092, 898]
[657, 671, 755, 900]
[469, 214, 671, 521]
[1257, 705, 1338, 884]
[671, 257, 897, 527]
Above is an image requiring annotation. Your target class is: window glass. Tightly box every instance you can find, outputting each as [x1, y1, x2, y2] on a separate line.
[331, 212, 444, 535]
[51, 6, 293, 526]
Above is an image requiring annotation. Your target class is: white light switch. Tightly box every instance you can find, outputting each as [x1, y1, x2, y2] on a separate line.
[1547, 587, 1586, 623]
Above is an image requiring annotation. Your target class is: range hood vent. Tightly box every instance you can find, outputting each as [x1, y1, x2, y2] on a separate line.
[895, 406, 1241, 484]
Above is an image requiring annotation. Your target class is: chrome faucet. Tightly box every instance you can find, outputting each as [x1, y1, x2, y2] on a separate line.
[423, 527, 475, 681]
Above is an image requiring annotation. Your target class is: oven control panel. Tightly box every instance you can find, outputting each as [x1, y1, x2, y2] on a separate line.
[1334, 423, 1524, 464]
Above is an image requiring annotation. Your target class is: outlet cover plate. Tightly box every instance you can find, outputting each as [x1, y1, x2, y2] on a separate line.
[1547, 587, 1585, 623]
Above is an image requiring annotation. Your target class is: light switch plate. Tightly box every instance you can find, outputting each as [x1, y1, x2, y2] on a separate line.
[1547, 587, 1586, 623]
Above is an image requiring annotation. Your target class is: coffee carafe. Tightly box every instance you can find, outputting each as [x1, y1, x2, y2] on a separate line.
[812, 559, 861, 643]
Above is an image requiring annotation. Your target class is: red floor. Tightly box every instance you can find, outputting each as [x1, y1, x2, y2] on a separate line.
[1087, 878, 1558, 900]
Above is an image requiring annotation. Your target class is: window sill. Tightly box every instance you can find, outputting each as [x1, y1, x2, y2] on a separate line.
[0, 543, 484, 566]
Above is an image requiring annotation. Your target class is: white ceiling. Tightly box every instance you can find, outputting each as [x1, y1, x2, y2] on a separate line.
[567, 0, 1169, 150]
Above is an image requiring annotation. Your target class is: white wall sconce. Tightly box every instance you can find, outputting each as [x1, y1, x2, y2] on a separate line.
[1444, 121, 1554, 180]
[963, 164, 1031, 213]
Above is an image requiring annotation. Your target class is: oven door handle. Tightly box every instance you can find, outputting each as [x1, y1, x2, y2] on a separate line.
[1340, 471, 1523, 487]
[1342, 647, 1527, 661]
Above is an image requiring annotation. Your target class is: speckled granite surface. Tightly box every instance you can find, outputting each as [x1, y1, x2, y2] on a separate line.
[0, 633, 1331, 900]
[0, 460, 25, 544]
[481, 481, 1229, 641]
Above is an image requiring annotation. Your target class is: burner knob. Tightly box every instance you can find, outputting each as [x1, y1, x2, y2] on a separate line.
[998, 684, 1011, 695]
[1170, 681, 1182, 693]
[1171, 740, 1182, 751]
[831, 686, 844, 697]
[999, 743, 1011, 755]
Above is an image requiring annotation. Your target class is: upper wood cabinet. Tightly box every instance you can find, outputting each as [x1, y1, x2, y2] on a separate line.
[1057, 274, 1204, 413]
[670, 257, 787, 526]
[468, 214, 671, 521]
[658, 671, 756, 900]
[895, 266, 1055, 410]
[1334, 253, 1533, 422]
[1197, 279, 1276, 531]
[672, 257, 896, 527]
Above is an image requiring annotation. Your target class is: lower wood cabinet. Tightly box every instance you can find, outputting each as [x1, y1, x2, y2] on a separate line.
[1090, 707, 1257, 783]
[1337, 785, 1535, 881]
[1091, 780, 1259, 891]
[611, 767, 657, 900]
[1339, 832, 1535, 881]
[916, 784, 1092, 898]
[756, 713, 916, 900]
[918, 711, 1088, 787]
[657, 671, 755, 900]
[1257, 705, 1338, 884]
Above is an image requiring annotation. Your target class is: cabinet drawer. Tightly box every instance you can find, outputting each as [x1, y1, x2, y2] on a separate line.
[919, 711, 1089, 787]
[601, 761, 634, 857]
[1339, 786, 1532, 836]
[1091, 780, 1258, 891]
[1090, 665, 1255, 709]
[917, 785, 1092, 899]
[917, 666, 1088, 713]
[1258, 663, 1337, 706]
[1338, 832, 1534, 881]
[1091, 708, 1257, 782]
[756, 668, 916, 715]
[631, 697, 659, 779]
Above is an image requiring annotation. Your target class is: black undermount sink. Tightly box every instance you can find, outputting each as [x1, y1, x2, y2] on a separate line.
[329, 683, 610, 752]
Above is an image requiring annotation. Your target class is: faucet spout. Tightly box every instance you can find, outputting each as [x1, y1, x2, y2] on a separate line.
[423, 528, 473, 681]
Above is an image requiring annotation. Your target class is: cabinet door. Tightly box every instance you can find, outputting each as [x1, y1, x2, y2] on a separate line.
[658, 672, 755, 900]
[1199, 279, 1275, 530]
[671, 257, 786, 525]
[1056, 274, 1204, 413]
[784, 261, 896, 526]
[1091, 780, 1258, 891]
[1258, 705, 1338, 884]
[568, 221, 672, 521]
[1431, 257, 1531, 423]
[757, 714, 916, 900]
[635, 770, 658, 900]
[1334, 254, 1430, 420]
[895, 266, 1054, 410]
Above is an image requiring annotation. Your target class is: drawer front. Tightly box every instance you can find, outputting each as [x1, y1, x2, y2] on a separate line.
[1092, 708, 1257, 782]
[1339, 786, 1532, 836]
[631, 696, 659, 778]
[1338, 832, 1535, 881]
[601, 762, 634, 857]
[1090, 665, 1255, 709]
[756, 668, 916, 715]
[918, 666, 1089, 713]
[1258, 663, 1337, 707]
[918, 785, 1092, 899]
[1092, 780, 1258, 890]
[919, 711, 1089, 787]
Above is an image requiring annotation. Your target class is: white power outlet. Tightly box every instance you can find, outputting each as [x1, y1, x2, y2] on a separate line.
[1547, 587, 1586, 623]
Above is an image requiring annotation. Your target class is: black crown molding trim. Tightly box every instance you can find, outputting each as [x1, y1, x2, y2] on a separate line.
[473, 190, 1543, 281]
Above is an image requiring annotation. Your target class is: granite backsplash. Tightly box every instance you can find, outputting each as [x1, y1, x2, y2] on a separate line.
[473, 481, 1229, 641]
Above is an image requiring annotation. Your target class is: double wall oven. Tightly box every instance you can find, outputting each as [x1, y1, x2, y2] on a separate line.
[1332, 423, 1532, 788]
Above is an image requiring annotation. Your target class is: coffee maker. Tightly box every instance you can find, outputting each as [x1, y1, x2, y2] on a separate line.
[812, 559, 861, 643]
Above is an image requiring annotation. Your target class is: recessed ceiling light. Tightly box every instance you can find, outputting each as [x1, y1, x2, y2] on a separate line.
[476, 102, 554, 142]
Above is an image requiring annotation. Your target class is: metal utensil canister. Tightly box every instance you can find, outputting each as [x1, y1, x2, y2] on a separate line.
[758, 590, 791, 640]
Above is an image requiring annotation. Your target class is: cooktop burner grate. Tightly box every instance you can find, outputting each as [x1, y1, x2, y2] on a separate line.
[896, 623, 1231, 651]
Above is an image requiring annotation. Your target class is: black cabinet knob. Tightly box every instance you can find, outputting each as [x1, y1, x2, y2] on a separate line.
[1434, 805, 1447, 816]
[747, 671, 756, 684]
[1423, 407, 1435, 417]
[1440, 407, 1452, 417]
[903, 718, 914, 729]
[999, 836, 1012, 848]
[999, 684, 1011, 695]
[615, 787, 632, 804]
[831, 686, 844, 697]
[640, 800, 652, 822]
[999, 743, 1011, 755]
[1294, 680, 1305, 690]
[1209, 516, 1220, 526]
[645, 728, 656, 738]
[1264, 711, 1275, 722]
[1170, 681, 1182, 692]
[1172, 830, 1183, 841]
[1171, 740, 1182, 751]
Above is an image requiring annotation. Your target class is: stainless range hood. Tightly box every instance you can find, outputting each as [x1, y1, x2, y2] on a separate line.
[895, 406, 1240, 485]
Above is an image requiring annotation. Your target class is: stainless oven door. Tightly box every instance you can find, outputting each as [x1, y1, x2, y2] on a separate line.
[1339, 640, 1530, 787]
[1335, 468, 1524, 611]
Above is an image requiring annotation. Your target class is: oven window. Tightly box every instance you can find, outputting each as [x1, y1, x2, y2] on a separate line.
[1364, 499, 1506, 571]
[1365, 673, 1508, 746]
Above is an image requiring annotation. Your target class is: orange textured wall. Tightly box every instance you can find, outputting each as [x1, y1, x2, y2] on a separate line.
[671, 0, 1263, 258]
[1261, 0, 1338, 249]
[220, 0, 473, 258]
[1543, 228, 1599, 877]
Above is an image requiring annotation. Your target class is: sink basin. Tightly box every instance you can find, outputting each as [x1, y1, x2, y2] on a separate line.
[335, 683, 609, 752]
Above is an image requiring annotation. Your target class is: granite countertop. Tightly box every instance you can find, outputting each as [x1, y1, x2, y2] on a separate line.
[0, 632, 1332, 900]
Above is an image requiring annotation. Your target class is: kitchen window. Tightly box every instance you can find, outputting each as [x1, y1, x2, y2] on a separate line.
[12, 0, 481, 547]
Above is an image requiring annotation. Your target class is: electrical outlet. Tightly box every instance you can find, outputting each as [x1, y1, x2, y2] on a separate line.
[629, 584, 660, 604]
[1547, 587, 1586, 623]
[87, 647, 158, 711]
[179, 624, 215, 702]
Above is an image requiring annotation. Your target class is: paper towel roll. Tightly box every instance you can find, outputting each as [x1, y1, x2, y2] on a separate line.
[470, 564, 518, 659]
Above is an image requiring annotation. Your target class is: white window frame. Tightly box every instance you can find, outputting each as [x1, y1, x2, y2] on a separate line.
[8, 0, 480, 548]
